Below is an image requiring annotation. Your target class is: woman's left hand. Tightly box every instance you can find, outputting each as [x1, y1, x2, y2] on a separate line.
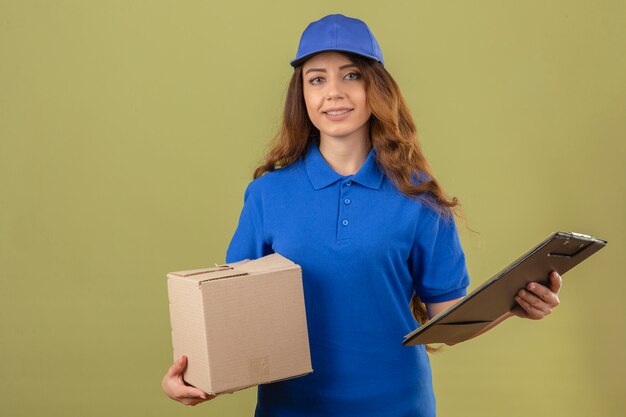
[511, 271, 562, 320]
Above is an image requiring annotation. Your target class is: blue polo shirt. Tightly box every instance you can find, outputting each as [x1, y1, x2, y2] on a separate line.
[226, 139, 470, 417]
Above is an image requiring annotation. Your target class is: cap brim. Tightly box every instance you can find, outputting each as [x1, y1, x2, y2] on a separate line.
[290, 49, 383, 67]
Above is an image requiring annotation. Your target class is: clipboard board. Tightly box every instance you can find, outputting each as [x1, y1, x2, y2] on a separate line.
[402, 232, 607, 346]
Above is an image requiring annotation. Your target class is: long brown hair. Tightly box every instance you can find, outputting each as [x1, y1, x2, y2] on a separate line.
[254, 53, 460, 351]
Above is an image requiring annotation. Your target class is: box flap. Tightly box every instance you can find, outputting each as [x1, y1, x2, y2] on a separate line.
[167, 254, 297, 284]
[235, 253, 297, 274]
[168, 261, 252, 282]
[169, 265, 234, 278]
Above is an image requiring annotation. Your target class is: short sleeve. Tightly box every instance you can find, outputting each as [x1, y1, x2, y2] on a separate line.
[225, 181, 273, 263]
[409, 204, 470, 303]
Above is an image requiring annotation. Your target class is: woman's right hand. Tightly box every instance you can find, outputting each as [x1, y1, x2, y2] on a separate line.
[162, 355, 215, 406]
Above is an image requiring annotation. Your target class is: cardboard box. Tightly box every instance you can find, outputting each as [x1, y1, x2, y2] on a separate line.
[167, 253, 312, 395]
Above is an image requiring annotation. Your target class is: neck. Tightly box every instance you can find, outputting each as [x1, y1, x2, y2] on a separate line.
[318, 128, 371, 176]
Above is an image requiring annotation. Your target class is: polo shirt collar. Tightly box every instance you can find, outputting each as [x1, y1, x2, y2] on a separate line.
[304, 139, 384, 190]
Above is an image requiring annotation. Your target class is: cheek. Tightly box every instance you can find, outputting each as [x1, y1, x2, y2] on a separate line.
[355, 89, 369, 110]
[303, 91, 321, 123]
[355, 92, 371, 120]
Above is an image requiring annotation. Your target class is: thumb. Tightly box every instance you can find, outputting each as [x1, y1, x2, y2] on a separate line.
[549, 271, 562, 293]
[167, 355, 187, 377]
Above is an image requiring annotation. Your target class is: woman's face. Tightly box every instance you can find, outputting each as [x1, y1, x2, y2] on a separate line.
[301, 51, 371, 142]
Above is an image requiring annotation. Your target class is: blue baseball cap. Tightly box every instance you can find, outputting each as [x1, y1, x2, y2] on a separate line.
[290, 14, 384, 67]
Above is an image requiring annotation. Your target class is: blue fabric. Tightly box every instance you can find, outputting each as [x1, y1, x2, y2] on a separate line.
[226, 139, 470, 417]
[291, 14, 384, 67]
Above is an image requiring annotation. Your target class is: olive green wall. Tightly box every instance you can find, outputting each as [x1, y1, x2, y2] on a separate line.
[1, 1, 624, 416]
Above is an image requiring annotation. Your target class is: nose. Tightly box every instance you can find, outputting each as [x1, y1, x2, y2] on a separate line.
[325, 76, 345, 101]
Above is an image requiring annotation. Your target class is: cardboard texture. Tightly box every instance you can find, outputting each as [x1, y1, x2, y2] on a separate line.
[167, 253, 312, 395]
[403, 232, 607, 346]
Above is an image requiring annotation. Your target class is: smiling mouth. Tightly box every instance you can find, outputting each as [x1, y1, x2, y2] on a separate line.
[324, 109, 352, 115]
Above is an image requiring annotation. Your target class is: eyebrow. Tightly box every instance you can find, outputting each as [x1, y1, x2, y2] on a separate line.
[304, 63, 357, 75]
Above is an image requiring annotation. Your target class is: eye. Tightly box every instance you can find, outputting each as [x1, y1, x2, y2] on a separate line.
[344, 72, 362, 80]
[309, 76, 324, 85]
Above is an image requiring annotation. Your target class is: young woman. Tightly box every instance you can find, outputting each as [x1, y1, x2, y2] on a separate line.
[162, 14, 562, 416]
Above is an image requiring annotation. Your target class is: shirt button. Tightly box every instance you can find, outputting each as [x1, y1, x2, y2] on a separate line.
[344, 198, 351, 205]
[345, 181, 352, 186]
[342, 219, 349, 226]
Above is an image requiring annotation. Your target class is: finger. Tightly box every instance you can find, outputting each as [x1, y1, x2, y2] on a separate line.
[167, 355, 187, 378]
[525, 282, 560, 306]
[549, 271, 562, 294]
[182, 395, 214, 406]
[517, 289, 552, 315]
[181, 397, 203, 406]
[176, 385, 210, 400]
[514, 295, 545, 320]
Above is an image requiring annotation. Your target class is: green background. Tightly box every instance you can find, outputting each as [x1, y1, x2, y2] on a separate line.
[1, 1, 624, 416]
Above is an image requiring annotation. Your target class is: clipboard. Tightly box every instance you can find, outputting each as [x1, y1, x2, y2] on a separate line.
[402, 232, 607, 346]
